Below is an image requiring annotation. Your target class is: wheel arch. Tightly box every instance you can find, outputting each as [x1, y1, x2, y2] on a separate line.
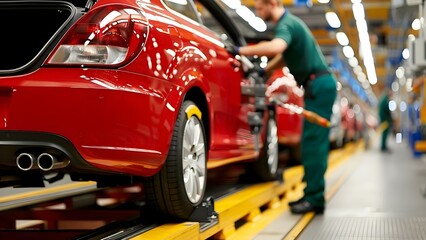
[183, 87, 210, 151]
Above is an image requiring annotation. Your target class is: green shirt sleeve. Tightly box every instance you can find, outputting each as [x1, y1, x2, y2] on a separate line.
[275, 23, 292, 46]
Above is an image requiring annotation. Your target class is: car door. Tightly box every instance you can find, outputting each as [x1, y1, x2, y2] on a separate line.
[193, 0, 257, 160]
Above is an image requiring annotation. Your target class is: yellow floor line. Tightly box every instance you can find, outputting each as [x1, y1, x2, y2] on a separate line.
[282, 212, 315, 240]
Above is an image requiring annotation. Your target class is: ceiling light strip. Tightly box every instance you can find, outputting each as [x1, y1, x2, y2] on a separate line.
[352, 2, 377, 85]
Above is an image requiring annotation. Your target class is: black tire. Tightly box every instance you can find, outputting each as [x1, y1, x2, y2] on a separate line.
[144, 101, 207, 219]
[330, 136, 344, 149]
[252, 111, 279, 181]
[336, 135, 344, 148]
[289, 143, 302, 164]
[343, 130, 350, 144]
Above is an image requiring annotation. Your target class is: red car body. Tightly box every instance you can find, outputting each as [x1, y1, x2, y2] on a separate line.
[0, 0, 280, 218]
[341, 101, 356, 142]
[267, 69, 304, 147]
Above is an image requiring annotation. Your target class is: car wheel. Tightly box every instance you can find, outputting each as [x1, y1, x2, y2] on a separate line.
[336, 135, 344, 148]
[144, 100, 207, 219]
[252, 111, 279, 181]
[289, 143, 302, 164]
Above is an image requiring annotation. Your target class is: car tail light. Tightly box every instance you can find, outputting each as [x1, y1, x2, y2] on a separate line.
[47, 5, 148, 66]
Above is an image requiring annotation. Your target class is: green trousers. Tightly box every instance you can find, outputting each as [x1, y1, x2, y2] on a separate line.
[301, 74, 337, 207]
[381, 121, 390, 150]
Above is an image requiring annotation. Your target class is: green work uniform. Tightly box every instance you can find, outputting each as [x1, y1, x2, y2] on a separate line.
[275, 11, 337, 207]
[379, 93, 392, 150]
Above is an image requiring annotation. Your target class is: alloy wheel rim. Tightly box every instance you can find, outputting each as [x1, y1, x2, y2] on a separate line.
[182, 116, 206, 204]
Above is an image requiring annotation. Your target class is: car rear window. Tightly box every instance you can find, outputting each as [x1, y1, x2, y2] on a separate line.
[194, 1, 235, 45]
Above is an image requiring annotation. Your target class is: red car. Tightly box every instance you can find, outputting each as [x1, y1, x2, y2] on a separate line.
[267, 68, 304, 147]
[0, 0, 279, 219]
[341, 99, 356, 142]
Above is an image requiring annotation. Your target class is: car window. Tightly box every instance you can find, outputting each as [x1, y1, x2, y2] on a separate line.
[194, 1, 235, 45]
[212, 0, 273, 44]
[163, 0, 199, 22]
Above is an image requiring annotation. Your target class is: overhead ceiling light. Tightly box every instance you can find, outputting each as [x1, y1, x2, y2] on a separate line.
[348, 57, 358, 67]
[235, 6, 266, 32]
[356, 19, 368, 33]
[366, 64, 377, 85]
[336, 32, 349, 46]
[353, 65, 363, 74]
[392, 81, 400, 92]
[318, 0, 330, 3]
[221, 0, 241, 9]
[396, 67, 405, 78]
[402, 48, 410, 59]
[412, 18, 421, 30]
[342, 46, 355, 58]
[356, 71, 366, 78]
[362, 81, 370, 89]
[249, 17, 267, 32]
[167, 0, 188, 5]
[352, 3, 365, 21]
[325, 12, 341, 28]
[406, 78, 413, 92]
[389, 100, 397, 111]
[368, 77, 377, 85]
[351, 1, 377, 86]
[357, 72, 367, 82]
[236, 6, 254, 22]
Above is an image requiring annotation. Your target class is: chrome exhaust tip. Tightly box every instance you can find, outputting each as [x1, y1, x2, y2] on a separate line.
[16, 153, 37, 171]
[37, 153, 70, 171]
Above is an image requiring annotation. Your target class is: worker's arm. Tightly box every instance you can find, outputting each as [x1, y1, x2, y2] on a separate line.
[265, 54, 285, 76]
[239, 38, 287, 58]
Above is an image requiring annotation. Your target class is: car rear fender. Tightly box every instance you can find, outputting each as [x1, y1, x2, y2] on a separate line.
[163, 69, 209, 117]
[164, 62, 211, 141]
[163, 46, 211, 111]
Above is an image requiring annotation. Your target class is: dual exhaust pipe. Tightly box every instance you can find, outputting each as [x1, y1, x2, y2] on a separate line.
[16, 153, 70, 171]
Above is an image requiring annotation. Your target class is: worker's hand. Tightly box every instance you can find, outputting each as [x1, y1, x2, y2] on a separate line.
[246, 63, 265, 77]
[226, 45, 240, 56]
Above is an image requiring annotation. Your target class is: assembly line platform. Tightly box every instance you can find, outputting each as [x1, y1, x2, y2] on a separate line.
[1, 133, 426, 239]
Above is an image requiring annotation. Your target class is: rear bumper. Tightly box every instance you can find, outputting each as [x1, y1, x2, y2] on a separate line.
[0, 68, 178, 176]
[0, 131, 102, 173]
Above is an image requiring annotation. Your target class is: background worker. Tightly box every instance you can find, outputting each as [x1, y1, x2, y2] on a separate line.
[231, 0, 337, 214]
[378, 89, 393, 152]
